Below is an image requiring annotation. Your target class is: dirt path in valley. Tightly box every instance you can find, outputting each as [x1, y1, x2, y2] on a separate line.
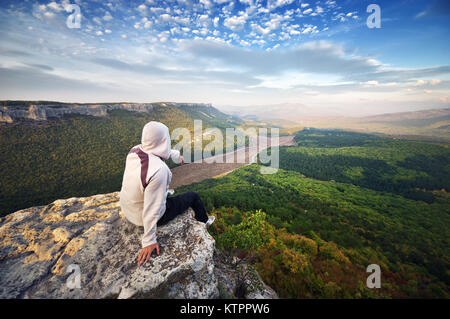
[170, 135, 295, 189]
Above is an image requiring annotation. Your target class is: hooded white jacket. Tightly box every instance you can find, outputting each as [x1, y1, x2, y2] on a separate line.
[119, 121, 180, 248]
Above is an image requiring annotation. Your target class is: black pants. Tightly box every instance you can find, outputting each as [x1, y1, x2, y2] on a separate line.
[157, 191, 208, 226]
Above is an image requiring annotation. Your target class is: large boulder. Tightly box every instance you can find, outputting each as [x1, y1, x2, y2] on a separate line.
[0, 192, 217, 298]
[0, 192, 278, 299]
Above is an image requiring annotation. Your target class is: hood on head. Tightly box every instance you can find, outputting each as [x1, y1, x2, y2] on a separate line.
[140, 121, 171, 159]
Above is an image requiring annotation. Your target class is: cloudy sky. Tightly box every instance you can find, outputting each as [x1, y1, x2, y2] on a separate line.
[0, 0, 449, 116]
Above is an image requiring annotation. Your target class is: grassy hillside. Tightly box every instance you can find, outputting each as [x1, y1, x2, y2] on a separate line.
[0, 104, 243, 216]
[176, 130, 450, 298]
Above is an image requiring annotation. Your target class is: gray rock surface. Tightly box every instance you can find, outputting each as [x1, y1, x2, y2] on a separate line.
[0, 192, 217, 298]
[0, 192, 277, 299]
[214, 251, 279, 299]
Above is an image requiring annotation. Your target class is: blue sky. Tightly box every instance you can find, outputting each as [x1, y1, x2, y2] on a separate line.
[0, 0, 449, 116]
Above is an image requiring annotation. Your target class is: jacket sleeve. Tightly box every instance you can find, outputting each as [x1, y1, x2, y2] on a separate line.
[169, 149, 181, 164]
[141, 167, 168, 248]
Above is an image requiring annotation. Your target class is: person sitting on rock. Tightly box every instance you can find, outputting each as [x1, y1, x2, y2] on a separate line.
[119, 121, 215, 265]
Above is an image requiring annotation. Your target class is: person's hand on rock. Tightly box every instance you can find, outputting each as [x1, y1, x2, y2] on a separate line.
[137, 243, 159, 265]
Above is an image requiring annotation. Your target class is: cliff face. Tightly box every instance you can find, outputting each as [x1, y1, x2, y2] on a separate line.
[0, 102, 213, 123]
[0, 192, 277, 299]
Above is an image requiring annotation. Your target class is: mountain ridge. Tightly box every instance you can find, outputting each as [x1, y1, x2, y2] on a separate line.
[228, 106, 450, 139]
[0, 101, 215, 123]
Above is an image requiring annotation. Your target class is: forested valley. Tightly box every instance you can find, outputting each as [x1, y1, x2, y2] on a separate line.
[2, 111, 449, 298]
[176, 129, 450, 298]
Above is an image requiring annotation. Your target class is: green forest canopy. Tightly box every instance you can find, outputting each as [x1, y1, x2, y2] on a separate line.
[176, 129, 450, 298]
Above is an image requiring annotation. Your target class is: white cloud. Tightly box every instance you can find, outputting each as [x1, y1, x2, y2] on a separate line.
[47, 2, 63, 12]
[200, 0, 214, 9]
[251, 39, 266, 45]
[333, 13, 347, 22]
[412, 79, 442, 87]
[197, 14, 211, 27]
[150, 7, 164, 14]
[251, 23, 271, 35]
[440, 96, 449, 103]
[413, 79, 427, 86]
[103, 11, 113, 21]
[250, 13, 285, 36]
[43, 11, 55, 18]
[240, 39, 250, 46]
[265, 14, 284, 30]
[268, 0, 295, 10]
[224, 12, 248, 31]
[160, 13, 172, 22]
[430, 79, 442, 85]
[93, 17, 102, 25]
[158, 31, 170, 43]
[137, 4, 147, 15]
[302, 24, 318, 34]
[143, 20, 152, 28]
[173, 16, 190, 25]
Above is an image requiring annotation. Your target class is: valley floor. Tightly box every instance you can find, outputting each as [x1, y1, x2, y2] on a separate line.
[171, 135, 295, 188]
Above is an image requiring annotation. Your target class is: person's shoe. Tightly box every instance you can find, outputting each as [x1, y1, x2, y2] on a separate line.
[206, 215, 215, 227]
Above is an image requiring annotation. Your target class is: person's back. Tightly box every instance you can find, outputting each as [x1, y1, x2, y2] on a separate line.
[119, 121, 214, 265]
[120, 144, 171, 227]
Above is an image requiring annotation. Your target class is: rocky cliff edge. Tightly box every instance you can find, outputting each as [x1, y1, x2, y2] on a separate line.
[0, 192, 277, 299]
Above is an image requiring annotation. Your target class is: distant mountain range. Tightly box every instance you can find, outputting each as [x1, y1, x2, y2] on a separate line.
[322, 108, 450, 139]
[227, 102, 342, 120]
[3, 100, 449, 140]
[223, 103, 450, 140]
[359, 108, 450, 126]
